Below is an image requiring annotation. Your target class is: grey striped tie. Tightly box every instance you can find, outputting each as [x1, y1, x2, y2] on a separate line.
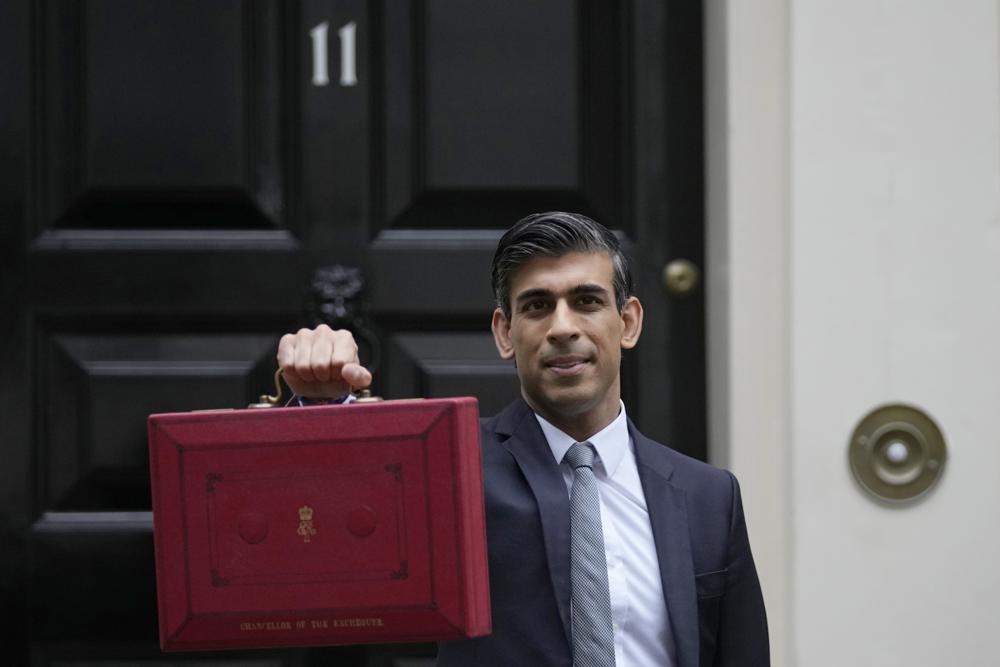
[564, 441, 616, 667]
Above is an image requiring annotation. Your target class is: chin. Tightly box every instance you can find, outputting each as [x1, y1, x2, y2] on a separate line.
[536, 389, 600, 418]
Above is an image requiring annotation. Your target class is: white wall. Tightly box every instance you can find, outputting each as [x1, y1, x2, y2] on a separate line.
[708, 1, 1000, 666]
[706, 0, 793, 664]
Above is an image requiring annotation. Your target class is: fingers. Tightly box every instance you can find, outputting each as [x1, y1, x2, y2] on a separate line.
[275, 325, 371, 398]
[328, 328, 359, 371]
[276, 333, 297, 372]
[310, 331, 334, 382]
[293, 328, 317, 382]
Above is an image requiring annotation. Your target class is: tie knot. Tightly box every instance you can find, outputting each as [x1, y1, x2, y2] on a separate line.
[564, 441, 596, 469]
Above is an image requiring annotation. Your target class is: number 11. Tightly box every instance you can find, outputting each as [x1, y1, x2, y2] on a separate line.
[309, 21, 357, 87]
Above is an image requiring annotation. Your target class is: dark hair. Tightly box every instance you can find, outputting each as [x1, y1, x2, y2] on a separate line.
[491, 211, 633, 319]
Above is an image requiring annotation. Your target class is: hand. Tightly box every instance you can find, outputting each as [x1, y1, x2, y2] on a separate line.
[276, 325, 373, 399]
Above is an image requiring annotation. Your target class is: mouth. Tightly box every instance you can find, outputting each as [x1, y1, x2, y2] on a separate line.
[543, 354, 591, 377]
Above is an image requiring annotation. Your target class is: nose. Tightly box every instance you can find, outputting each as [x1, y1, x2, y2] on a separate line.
[546, 300, 580, 344]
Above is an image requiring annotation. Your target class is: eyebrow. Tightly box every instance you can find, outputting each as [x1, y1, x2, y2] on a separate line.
[514, 283, 609, 303]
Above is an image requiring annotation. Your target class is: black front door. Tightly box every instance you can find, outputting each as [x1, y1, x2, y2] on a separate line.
[0, 1, 705, 664]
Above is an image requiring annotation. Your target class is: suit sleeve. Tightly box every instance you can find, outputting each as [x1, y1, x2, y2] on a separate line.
[715, 471, 770, 666]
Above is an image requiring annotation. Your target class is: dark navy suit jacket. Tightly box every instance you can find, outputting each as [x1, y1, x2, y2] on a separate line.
[436, 398, 769, 667]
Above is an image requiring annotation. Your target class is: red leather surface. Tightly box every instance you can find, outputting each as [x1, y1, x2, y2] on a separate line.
[147, 397, 490, 651]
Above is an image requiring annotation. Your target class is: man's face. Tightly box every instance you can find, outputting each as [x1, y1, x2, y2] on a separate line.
[491, 252, 643, 434]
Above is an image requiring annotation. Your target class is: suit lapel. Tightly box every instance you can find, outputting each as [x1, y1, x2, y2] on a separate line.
[495, 399, 572, 644]
[631, 422, 699, 667]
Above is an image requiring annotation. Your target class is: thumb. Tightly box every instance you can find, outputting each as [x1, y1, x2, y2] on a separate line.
[342, 363, 372, 389]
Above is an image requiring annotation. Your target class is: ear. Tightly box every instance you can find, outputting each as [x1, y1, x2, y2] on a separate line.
[491, 308, 516, 360]
[620, 296, 643, 350]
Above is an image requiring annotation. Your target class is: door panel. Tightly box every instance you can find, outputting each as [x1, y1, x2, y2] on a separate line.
[378, 0, 622, 230]
[39, 0, 286, 230]
[42, 334, 276, 511]
[385, 333, 519, 418]
[423, 0, 578, 190]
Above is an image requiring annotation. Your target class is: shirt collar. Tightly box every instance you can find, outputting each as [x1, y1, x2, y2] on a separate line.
[534, 400, 629, 478]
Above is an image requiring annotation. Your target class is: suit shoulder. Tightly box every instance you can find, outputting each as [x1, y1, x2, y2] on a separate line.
[638, 434, 737, 493]
[668, 444, 731, 477]
[479, 413, 503, 441]
[480, 412, 500, 432]
[478, 413, 511, 460]
[479, 398, 531, 443]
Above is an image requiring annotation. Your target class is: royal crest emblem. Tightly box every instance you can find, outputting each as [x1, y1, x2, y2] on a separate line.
[297, 505, 317, 543]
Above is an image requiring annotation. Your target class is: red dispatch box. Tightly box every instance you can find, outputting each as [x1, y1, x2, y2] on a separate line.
[147, 397, 490, 652]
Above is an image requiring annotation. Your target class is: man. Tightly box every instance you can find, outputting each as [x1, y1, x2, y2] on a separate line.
[277, 212, 769, 666]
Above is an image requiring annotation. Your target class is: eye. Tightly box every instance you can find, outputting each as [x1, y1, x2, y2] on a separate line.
[521, 300, 549, 313]
[576, 294, 602, 307]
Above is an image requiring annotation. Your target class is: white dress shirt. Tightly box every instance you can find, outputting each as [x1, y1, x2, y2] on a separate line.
[535, 402, 676, 667]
